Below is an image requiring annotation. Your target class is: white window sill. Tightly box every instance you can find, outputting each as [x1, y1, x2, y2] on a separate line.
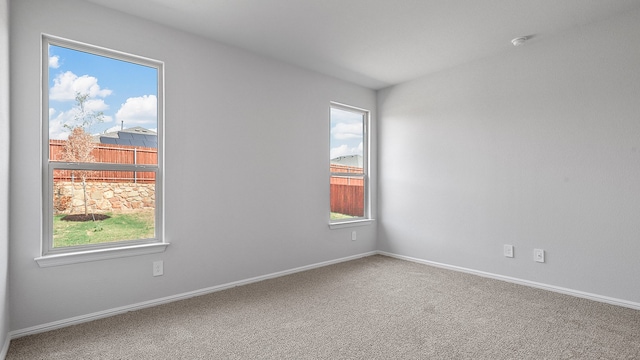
[35, 242, 170, 268]
[329, 219, 375, 230]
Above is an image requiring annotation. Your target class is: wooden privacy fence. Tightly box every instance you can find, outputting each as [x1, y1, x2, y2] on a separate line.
[51, 140, 364, 215]
[330, 182, 364, 217]
[330, 163, 364, 217]
[50, 140, 157, 183]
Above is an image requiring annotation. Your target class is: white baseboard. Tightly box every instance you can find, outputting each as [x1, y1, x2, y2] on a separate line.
[378, 251, 640, 311]
[10, 251, 378, 340]
[1, 332, 9, 360]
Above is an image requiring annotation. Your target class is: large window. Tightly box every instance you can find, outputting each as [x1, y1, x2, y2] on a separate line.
[330, 103, 369, 224]
[38, 35, 166, 266]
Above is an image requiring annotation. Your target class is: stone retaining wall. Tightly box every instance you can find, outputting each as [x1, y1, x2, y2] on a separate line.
[54, 181, 155, 214]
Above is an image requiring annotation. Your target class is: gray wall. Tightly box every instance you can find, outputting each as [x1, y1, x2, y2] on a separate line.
[378, 7, 640, 303]
[9, 0, 376, 331]
[1, 0, 10, 352]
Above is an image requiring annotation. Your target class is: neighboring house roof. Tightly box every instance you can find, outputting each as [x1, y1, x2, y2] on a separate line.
[330, 154, 362, 168]
[97, 127, 157, 148]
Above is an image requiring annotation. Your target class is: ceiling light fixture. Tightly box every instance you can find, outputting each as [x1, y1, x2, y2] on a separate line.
[511, 36, 528, 46]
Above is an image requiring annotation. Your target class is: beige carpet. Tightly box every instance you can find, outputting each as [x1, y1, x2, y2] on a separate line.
[7, 255, 640, 359]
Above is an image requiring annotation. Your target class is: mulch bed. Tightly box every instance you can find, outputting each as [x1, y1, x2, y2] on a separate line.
[60, 214, 111, 222]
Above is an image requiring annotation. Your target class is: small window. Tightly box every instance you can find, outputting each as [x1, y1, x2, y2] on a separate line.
[39, 35, 166, 265]
[330, 103, 369, 223]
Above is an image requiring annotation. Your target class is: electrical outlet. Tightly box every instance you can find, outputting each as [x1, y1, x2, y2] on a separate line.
[153, 260, 164, 276]
[351, 231, 357, 241]
[534, 249, 545, 263]
[504, 244, 514, 258]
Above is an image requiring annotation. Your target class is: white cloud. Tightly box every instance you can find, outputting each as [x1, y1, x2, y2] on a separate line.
[84, 99, 110, 114]
[50, 71, 112, 101]
[49, 55, 60, 69]
[49, 112, 69, 140]
[331, 122, 362, 140]
[104, 125, 122, 134]
[115, 95, 157, 128]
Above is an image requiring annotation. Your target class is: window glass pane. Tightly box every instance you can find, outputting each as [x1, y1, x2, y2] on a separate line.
[330, 175, 364, 220]
[330, 105, 366, 221]
[48, 45, 158, 164]
[330, 107, 363, 173]
[52, 169, 156, 248]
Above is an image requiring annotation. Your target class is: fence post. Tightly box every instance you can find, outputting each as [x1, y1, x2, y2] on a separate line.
[134, 147, 137, 184]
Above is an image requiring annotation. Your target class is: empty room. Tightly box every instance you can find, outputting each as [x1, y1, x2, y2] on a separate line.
[1, 0, 640, 359]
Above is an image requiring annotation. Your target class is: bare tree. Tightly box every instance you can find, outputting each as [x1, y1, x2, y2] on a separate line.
[62, 127, 95, 215]
[64, 92, 105, 131]
[61, 92, 104, 217]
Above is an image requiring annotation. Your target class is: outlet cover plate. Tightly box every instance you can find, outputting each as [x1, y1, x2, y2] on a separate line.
[153, 260, 164, 276]
[504, 244, 514, 258]
[534, 249, 545, 263]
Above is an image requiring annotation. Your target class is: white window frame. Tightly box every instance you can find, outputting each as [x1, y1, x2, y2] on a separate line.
[36, 34, 168, 267]
[329, 102, 373, 229]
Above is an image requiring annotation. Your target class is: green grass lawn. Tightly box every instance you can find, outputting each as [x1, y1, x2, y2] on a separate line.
[53, 210, 155, 248]
[330, 212, 357, 221]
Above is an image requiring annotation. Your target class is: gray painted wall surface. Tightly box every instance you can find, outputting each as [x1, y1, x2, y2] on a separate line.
[1, 0, 10, 350]
[378, 8, 640, 303]
[9, 0, 376, 331]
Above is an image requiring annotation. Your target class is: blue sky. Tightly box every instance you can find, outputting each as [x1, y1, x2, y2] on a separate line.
[330, 107, 364, 160]
[48, 44, 158, 140]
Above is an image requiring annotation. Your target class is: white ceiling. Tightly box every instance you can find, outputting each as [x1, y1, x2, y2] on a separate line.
[85, 0, 640, 90]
